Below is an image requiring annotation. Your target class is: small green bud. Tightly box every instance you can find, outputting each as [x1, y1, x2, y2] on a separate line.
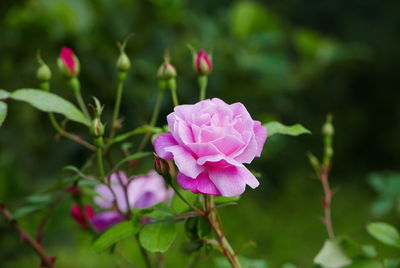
[37, 63, 52, 82]
[116, 52, 131, 72]
[157, 62, 177, 80]
[322, 114, 334, 136]
[91, 118, 104, 137]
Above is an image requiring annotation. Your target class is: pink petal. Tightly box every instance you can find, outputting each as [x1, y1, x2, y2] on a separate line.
[91, 211, 124, 232]
[186, 142, 220, 158]
[165, 145, 204, 178]
[253, 120, 267, 157]
[153, 133, 178, 160]
[197, 155, 243, 167]
[232, 131, 258, 163]
[211, 135, 245, 156]
[208, 166, 259, 197]
[177, 172, 221, 195]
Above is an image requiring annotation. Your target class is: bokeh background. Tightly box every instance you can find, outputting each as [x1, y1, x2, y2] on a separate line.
[1, 0, 400, 267]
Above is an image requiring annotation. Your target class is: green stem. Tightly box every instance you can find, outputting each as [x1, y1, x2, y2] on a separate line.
[110, 78, 125, 138]
[96, 144, 105, 181]
[48, 113, 96, 151]
[170, 184, 205, 217]
[136, 234, 153, 268]
[167, 78, 179, 106]
[70, 78, 90, 120]
[207, 204, 241, 268]
[198, 75, 208, 101]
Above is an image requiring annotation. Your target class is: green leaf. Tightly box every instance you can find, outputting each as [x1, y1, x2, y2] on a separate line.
[215, 256, 268, 268]
[0, 102, 7, 128]
[345, 259, 381, 268]
[92, 221, 139, 252]
[10, 89, 90, 126]
[139, 221, 177, 252]
[215, 196, 241, 204]
[0, 89, 10, 99]
[138, 203, 175, 220]
[109, 125, 163, 147]
[264, 121, 311, 138]
[314, 240, 352, 268]
[110, 152, 152, 173]
[366, 222, 400, 248]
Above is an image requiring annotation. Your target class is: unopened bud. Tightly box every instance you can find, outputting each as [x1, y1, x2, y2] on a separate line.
[194, 49, 212, 76]
[92, 118, 104, 137]
[157, 62, 177, 80]
[58, 46, 80, 77]
[37, 63, 52, 82]
[322, 114, 334, 137]
[116, 52, 131, 72]
[154, 155, 172, 184]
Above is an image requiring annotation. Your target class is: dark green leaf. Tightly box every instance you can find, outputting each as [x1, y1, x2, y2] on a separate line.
[92, 221, 139, 252]
[264, 121, 311, 137]
[215, 196, 241, 204]
[10, 89, 90, 126]
[0, 102, 7, 128]
[366, 222, 400, 248]
[139, 221, 177, 252]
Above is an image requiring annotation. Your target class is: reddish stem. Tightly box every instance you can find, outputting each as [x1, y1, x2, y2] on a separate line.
[0, 203, 56, 268]
[320, 166, 335, 239]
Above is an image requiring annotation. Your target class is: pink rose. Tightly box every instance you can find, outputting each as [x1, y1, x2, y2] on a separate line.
[153, 98, 267, 197]
[58, 47, 80, 77]
[91, 171, 173, 232]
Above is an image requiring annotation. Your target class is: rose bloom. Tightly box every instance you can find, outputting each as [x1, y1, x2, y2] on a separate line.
[91, 171, 173, 232]
[154, 98, 267, 197]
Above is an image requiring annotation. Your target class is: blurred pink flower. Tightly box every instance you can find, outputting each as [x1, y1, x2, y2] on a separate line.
[195, 49, 212, 75]
[91, 171, 173, 232]
[59, 47, 79, 76]
[154, 98, 267, 197]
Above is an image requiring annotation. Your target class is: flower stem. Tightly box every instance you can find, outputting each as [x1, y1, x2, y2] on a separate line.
[48, 113, 96, 151]
[110, 78, 125, 139]
[320, 166, 335, 239]
[205, 195, 241, 268]
[169, 184, 205, 217]
[167, 78, 178, 107]
[207, 202, 241, 268]
[96, 144, 105, 181]
[198, 75, 208, 101]
[70, 78, 90, 120]
[0, 203, 56, 268]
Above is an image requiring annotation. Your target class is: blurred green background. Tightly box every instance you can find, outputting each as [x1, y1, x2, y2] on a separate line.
[1, 0, 400, 267]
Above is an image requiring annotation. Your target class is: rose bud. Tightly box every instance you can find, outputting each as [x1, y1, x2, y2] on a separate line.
[70, 204, 95, 228]
[91, 118, 104, 137]
[57, 46, 80, 77]
[157, 61, 177, 80]
[116, 51, 131, 73]
[37, 62, 52, 82]
[194, 49, 212, 76]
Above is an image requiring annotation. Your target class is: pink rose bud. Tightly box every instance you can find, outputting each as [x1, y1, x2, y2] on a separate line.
[58, 46, 80, 77]
[195, 50, 212, 76]
[153, 98, 267, 197]
[70, 204, 95, 228]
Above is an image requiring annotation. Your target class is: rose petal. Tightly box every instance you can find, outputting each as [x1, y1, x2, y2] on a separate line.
[253, 120, 267, 157]
[165, 145, 204, 178]
[212, 135, 245, 156]
[186, 142, 220, 158]
[153, 133, 178, 160]
[208, 166, 259, 197]
[177, 172, 221, 195]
